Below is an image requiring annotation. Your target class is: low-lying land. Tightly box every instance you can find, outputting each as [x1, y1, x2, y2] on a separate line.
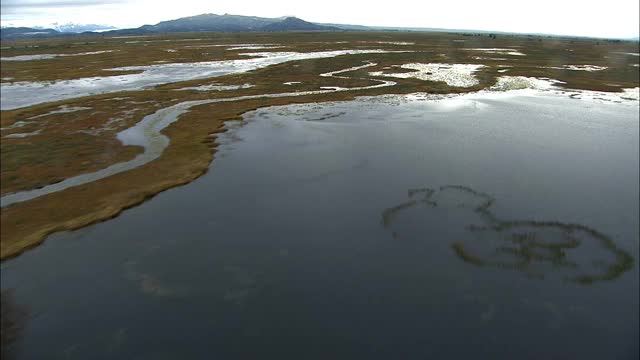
[1, 31, 638, 259]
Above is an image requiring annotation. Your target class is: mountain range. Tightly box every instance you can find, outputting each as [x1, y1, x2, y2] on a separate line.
[1, 13, 638, 40]
[0, 14, 348, 39]
[138, 14, 341, 33]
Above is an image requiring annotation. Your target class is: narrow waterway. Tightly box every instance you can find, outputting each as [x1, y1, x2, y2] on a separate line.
[0, 62, 394, 207]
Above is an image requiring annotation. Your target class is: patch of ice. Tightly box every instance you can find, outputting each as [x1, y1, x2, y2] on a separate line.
[621, 88, 640, 100]
[183, 43, 275, 49]
[3, 129, 41, 138]
[165, 49, 178, 53]
[0, 121, 35, 130]
[0, 50, 116, 61]
[542, 65, 608, 72]
[565, 65, 607, 71]
[28, 105, 92, 119]
[613, 52, 640, 56]
[489, 76, 639, 103]
[283, 82, 302, 85]
[175, 83, 254, 91]
[126, 101, 155, 105]
[370, 63, 485, 88]
[564, 87, 640, 102]
[76, 117, 123, 136]
[227, 45, 283, 50]
[464, 48, 526, 56]
[490, 76, 565, 91]
[320, 61, 377, 78]
[374, 41, 415, 45]
[473, 56, 508, 61]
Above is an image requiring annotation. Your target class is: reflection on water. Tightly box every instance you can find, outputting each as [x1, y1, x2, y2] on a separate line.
[382, 185, 634, 284]
[1, 290, 28, 359]
[123, 260, 183, 298]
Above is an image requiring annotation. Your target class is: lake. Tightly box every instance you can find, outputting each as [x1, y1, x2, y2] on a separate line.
[2, 90, 638, 359]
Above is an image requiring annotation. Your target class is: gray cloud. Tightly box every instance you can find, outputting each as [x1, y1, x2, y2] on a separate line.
[1, 0, 130, 10]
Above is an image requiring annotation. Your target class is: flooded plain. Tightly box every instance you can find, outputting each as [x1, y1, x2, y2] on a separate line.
[0, 49, 396, 110]
[1, 91, 638, 359]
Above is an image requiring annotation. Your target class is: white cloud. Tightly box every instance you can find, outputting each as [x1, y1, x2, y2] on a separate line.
[1, 0, 638, 38]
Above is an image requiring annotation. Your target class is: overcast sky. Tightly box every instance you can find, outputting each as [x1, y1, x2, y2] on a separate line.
[1, 0, 639, 38]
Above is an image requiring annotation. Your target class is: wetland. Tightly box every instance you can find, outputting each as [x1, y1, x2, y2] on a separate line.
[1, 31, 639, 359]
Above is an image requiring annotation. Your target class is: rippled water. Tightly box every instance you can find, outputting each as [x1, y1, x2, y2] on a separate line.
[1, 92, 638, 359]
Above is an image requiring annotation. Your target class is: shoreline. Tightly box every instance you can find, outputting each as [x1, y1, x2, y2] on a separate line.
[2, 84, 638, 260]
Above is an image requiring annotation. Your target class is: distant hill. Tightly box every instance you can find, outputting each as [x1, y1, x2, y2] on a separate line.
[132, 14, 339, 34]
[0, 27, 59, 39]
[137, 13, 277, 33]
[261, 17, 339, 31]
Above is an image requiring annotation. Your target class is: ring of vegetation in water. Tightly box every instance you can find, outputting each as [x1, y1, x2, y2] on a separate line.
[381, 185, 634, 284]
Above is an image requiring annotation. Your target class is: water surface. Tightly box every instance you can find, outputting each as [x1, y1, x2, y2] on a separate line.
[2, 92, 638, 359]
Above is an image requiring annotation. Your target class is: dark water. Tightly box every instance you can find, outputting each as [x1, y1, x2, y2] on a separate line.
[2, 92, 638, 359]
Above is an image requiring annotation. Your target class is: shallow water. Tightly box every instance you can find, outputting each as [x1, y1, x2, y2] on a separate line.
[0, 51, 116, 62]
[1, 92, 638, 359]
[0, 49, 393, 110]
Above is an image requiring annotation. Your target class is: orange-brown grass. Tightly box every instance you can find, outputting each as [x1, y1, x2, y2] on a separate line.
[0, 96, 176, 194]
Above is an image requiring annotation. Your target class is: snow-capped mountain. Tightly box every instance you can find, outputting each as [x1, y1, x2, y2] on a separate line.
[35, 22, 117, 33]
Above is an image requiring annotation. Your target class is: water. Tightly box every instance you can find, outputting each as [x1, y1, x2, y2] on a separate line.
[2, 91, 638, 359]
[0, 49, 394, 110]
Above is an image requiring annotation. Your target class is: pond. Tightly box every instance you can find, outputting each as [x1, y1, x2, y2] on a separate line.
[2, 90, 638, 359]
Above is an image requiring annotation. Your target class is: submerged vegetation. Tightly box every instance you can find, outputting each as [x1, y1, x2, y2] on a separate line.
[382, 185, 635, 284]
[1, 289, 28, 357]
[0, 31, 638, 259]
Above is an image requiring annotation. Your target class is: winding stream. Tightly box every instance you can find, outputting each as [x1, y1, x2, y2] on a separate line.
[0, 62, 395, 207]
